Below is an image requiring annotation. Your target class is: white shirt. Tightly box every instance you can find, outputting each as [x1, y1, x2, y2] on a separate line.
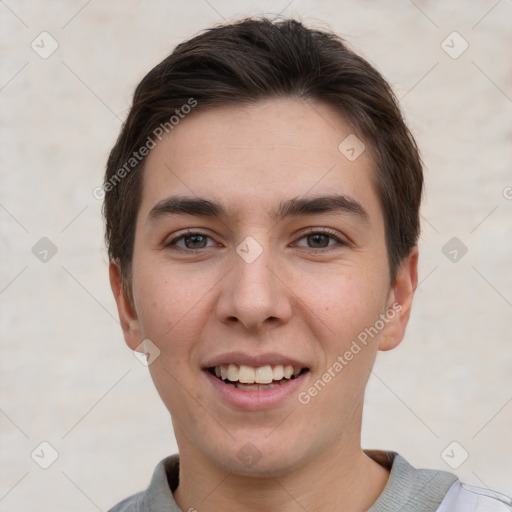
[438, 481, 512, 511]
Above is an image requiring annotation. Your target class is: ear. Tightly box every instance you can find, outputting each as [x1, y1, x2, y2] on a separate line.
[378, 247, 419, 352]
[109, 260, 143, 352]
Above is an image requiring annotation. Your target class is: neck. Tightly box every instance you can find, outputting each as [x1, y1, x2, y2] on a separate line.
[173, 434, 389, 512]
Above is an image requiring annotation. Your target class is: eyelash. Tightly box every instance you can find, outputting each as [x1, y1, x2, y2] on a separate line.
[166, 228, 347, 252]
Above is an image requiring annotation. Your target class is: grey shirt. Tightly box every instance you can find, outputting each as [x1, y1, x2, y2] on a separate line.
[107, 451, 511, 511]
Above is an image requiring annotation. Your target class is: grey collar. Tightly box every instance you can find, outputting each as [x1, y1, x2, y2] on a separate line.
[366, 451, 457, 512]
[110, 451, 457, 512]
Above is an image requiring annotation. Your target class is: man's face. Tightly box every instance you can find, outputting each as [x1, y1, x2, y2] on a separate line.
[112, 98, 416, 476]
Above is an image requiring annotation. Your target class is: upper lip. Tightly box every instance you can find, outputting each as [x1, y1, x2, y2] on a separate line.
[202, 351, 309, 369]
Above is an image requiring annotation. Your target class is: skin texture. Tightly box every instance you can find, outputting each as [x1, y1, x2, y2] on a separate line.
[110, 98, 418, 512]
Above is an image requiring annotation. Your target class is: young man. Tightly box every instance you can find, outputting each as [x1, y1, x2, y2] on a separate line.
[104, 17, 511, 512]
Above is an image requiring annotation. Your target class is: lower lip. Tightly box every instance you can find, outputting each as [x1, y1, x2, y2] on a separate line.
[204, 370, 308, 411]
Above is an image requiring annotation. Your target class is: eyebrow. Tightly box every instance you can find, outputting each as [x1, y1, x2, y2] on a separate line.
[147, 194, 370, 224]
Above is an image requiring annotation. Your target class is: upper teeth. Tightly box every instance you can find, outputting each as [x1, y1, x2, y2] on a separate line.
[214, 364, 302, 384]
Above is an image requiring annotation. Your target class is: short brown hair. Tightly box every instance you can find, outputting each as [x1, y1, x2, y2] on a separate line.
[104, 17, 423, 297]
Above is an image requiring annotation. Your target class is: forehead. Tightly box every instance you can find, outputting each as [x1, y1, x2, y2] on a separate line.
[139, 98, 381, 225]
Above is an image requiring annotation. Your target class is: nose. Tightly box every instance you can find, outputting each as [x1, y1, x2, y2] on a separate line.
[215, 246, 293, 333]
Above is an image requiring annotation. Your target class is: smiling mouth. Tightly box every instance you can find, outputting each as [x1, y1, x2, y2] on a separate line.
[208, 363, 309, 390]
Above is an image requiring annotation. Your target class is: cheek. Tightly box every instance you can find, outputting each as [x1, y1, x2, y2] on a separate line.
[297, 263, 389, 344]
[132, 265, 215, 415]
[298, 273, 384, 425]
[131, 258, 214, 358]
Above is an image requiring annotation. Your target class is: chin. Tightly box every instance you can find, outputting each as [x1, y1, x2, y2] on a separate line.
[206, 433, 310, 478]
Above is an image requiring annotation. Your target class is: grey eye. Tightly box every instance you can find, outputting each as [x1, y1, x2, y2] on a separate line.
[183, 234, 208, 249]
[306, 233, 332, 248]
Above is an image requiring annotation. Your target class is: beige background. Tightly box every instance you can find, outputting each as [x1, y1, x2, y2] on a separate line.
[1, 1, 511, 510]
